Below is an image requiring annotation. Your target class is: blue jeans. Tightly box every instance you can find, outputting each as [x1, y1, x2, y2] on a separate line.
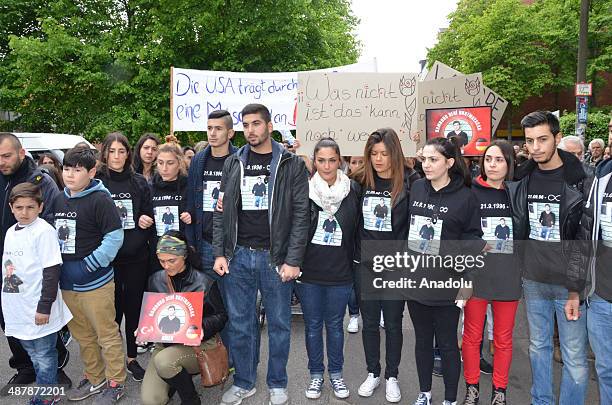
[523, 279, 588, 405]
[540, 226, 552, 240]
[223, 245, 293, 390]
[254, 196, 264, 208]
[20, 333, 58, 400]
[347, 286, 359, 316]
[587, 293, 612, 405]
[323, 232, 333, 244]
[296, 282, 352, 379]
[375, 217, 384, 230]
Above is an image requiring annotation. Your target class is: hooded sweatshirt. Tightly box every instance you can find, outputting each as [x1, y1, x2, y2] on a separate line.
[408, 174, 484, 306]
[471, 176, 521, 301]
[51, 179, 124, 291]
[96, 168, 153, 262]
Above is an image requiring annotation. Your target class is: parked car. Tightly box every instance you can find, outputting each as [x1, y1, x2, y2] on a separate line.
[11, 132, 95, 162]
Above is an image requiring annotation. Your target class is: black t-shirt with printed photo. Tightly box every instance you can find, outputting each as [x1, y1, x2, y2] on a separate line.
[52, 182, 122, 259]
[596, 180, 612, 301]
[237, 151, 272, 249]
[524, 166, 565, 285]
[359, 175, 408, 242]
[202, 155, 228, 242]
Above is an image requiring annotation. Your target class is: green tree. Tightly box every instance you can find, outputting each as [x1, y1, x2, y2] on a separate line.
[560, 110, 611, 145]
[0, 0, 360, 143]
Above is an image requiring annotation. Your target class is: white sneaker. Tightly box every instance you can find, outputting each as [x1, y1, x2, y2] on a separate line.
[358, 373, 380, 397]
[304, 378, 323, 399]
[221, 385, 256, 405]
[347, 316, 359, 333]
[413, 392, 432, 405]
[442, 401, 457, 405]
[331, 377, 349, 399]
[385, 377, 401, 403]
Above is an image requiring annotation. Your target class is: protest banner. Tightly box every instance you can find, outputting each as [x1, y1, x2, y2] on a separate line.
[296, 72, 420, 157]
[136, 292, 204, 346]
[417, 74, 507, 135]
[423, 61, 474, 81]
[426, 106, 492, 156]
[170, 60, 377, 132]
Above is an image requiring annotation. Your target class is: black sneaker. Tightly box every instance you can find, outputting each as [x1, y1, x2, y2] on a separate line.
[479, 358, 493, 374]
[67, 378, 106, 401]
[57, 370, 73, 389]
[462, 382, 479, 405]
[93, 381, 125, 405]
[136, 342, 154, 355]
[1, 370, 36, 396]
[59, 328, 72, 346]
[127, 360, 145, 382]
[432, 355, 443, 377]
[491, 386, 506, 405]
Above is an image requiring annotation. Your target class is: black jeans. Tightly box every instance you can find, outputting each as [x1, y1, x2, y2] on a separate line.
[0, 297, 68, 374]
[359, 298, 404, 379]
[407, 300, 460, 402]
[114, 257, 148, 358]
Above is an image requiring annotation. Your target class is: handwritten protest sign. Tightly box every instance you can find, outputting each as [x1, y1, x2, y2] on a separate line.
[170, 60, 377, 132]
[423, 61, 473, 81]
[296, 72, 420, 157]
[417, 74, 507, 135]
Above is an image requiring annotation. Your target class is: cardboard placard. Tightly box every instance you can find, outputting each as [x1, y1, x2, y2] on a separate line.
[296, 72, 420, 157]
[136, 292, 204, 346]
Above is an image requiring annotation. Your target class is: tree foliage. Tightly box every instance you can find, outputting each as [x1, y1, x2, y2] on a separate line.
[0, 0, 360, 143]
[559, 110, 611, 145]
[427, 0, 611, 109]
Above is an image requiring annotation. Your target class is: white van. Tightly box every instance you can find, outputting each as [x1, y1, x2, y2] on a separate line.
[11, 132, 95, 162]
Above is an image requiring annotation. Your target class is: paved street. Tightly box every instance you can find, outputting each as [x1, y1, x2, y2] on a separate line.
[0, 301, 600, 404]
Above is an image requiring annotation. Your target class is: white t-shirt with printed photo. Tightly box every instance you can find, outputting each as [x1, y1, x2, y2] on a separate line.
[2, 218, 72, 340]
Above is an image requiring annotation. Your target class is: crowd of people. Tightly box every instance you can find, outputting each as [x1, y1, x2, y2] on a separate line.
[0, 106, 611, 405]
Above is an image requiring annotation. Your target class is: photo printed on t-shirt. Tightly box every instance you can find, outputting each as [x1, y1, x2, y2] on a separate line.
[203, 180, 222, 212]
[528, 201, 560, 241]
[363, 193, 392, 232]
[601, 193, 612, 247]
[155, 205, 179, 236]
[408, 214, 443, 255]
[241, 175, 269, 210]
[481, 216, 513, 254]
[114, 199, 135, 230]
[55, 218, 77, 254]
[312, 214, 343, 246]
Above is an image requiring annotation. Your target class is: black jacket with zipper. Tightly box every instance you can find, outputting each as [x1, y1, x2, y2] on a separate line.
[212, 140, 309, 267]
[505, 148, 588, 293]
[148, 264, 227, 341]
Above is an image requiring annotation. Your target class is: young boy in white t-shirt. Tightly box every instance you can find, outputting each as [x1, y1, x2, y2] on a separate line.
[2, 183, 72, 405]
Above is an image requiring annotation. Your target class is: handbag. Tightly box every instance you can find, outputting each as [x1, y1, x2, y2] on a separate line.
[165, 274, 229, 386]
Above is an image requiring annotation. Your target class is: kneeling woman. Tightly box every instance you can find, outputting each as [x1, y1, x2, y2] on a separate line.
[141, 232, 228, 405]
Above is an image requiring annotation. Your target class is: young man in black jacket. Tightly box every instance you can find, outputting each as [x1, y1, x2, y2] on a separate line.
[213, 104, 309, 405]
[506, 111, 589, 405]
[0, 133, 71, 391]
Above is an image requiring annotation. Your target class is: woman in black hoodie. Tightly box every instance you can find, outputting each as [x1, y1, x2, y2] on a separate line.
[406, 137, 484, 405]
[150, 137, 191, 272]
[462, 141, 520, 405]
[96, 132, 154, 381]
[352, 128, 417, 403]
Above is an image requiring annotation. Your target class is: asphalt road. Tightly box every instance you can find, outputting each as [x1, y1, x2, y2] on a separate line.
[0, 301, 600, 404]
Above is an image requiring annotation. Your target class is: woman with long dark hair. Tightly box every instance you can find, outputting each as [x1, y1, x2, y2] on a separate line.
[406, 137, 483, 405]
[297, 138, 360, 400]
[96, 132, 153, 381]
[133, 133, 160, 183]
[462, 141, 520, 405]
[352, 128, 417, 403]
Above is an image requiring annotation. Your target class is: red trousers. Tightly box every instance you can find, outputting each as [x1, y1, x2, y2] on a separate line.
[462, 297, 519, 388]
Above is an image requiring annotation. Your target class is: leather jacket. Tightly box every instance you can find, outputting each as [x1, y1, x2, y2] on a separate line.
[505, 148, 588, 293]
[148, 265, 227, 341]
[212, 140, 310, 267]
